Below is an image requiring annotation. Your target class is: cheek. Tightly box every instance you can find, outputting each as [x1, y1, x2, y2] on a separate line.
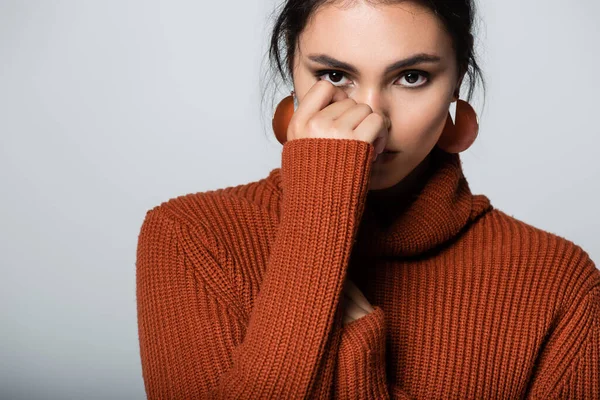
[390, 97, 449, 148]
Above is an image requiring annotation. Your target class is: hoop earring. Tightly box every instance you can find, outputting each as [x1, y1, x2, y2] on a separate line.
[437, 99, 479, 154]
[272, 91, 295, 145]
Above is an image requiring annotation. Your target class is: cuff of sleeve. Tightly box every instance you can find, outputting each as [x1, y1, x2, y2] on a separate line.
[336, 305, 389, 398]
[343, 305, 386, 353]
[280, 138, 374, 226]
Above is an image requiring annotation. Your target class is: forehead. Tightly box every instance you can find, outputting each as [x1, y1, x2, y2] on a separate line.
[298, 1, 454, 67]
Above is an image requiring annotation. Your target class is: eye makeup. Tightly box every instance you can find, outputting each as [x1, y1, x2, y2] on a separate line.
[311, 69, 431, 89]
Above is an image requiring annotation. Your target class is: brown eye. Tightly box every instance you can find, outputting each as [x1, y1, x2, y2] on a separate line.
[405, 73, 419, 84]
[327, 72, 344, 83]
[316, 70, 351, 86]
[398, 71, 429, 88]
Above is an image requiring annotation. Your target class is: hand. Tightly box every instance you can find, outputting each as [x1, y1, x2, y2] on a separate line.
[286, 80, 389, 161]
[341, 279, 375, 325]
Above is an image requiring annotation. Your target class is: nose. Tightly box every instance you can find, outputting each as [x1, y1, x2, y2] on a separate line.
[349, 88, 392, 130]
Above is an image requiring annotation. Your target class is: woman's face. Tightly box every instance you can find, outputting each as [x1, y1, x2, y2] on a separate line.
[292, 1, 462, 191]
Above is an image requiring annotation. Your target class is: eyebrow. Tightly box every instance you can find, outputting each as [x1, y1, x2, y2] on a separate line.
[306, 53, 442, 75]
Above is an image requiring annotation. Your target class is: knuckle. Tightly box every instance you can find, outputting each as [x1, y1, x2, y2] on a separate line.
[369, 112, 383, 124]
[357, 103, 373, 113]
[287, 119, 300, 138]
[305, 117, 322, 136]
[331, 120, 350, 135]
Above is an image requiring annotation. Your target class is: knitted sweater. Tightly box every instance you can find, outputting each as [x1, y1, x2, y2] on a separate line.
[136, 138, 600, 399]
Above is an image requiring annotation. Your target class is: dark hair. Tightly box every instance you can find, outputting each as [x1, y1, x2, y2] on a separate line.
[259, 0, 485, 136]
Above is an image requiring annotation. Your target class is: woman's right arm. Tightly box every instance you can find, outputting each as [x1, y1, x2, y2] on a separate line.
[136, 81, 390, 398]
[136, 137, 376, 399]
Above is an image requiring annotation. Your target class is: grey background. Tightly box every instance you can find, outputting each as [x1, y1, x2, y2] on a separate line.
[1, 1, 598, 399]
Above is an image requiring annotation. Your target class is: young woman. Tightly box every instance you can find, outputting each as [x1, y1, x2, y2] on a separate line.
[136, 0, 600, 398]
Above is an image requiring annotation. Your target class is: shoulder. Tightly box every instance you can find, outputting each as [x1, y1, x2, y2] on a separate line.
[144, 168, 283, 233]
[474, 207, 599, 302]
[139, 168, 284, 269]
[135, 170, 282, 315]
[136, 169, 282, 299]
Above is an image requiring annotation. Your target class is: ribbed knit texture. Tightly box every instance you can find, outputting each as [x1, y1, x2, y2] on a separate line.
[136, 138, 600, 399]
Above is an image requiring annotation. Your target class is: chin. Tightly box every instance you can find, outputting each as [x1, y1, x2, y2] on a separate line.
[367, 154, 425, 192]
[367, 173, 402, 191]
[366, 157, 404, 191]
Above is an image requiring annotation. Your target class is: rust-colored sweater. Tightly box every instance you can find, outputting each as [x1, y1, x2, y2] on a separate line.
[136, 138, 600, 399]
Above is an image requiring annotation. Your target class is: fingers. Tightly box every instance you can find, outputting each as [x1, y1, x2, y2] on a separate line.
[291, 80, 348, 130]
[333, 103, 374, 131]
[342, 294, 367, 325]
[318, 98, 357, 120]
[343, 280, 375, 313]
[354, 112, 389, 153]
[289, 79, 389, 150]
[372, 135, 387, 156]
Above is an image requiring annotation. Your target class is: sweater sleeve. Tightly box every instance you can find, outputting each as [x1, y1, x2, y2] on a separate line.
[333, 306, 414, 399]
[136, 137, 376, 398]
[524, 261, 600, 399]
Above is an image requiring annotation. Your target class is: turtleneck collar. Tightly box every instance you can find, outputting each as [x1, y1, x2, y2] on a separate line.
[354, 146, 493, 258]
